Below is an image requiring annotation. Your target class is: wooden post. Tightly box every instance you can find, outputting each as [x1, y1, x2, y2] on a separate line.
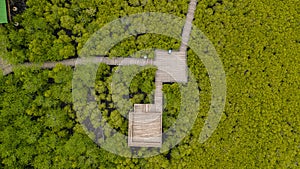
[6, 0, 11, 22]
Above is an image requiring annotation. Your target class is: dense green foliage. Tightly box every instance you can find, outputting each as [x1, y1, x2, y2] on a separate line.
[0, 0, 299, 168]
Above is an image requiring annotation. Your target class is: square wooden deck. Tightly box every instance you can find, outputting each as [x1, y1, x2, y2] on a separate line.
[128, 104, 162, 147]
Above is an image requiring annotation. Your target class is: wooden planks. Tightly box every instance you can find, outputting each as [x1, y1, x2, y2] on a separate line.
[128, 112, 162, 147]
[1, 57, 152, 75]
[154, 50, 188, 83]
[76, 57, 153, 66]
[180, 0, 198, 52]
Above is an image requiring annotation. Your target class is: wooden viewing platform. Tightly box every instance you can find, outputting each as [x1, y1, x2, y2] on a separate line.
[128, 104, 162, 147]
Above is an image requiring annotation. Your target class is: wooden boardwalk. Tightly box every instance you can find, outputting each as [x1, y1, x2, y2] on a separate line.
[180, 0, 198, 52]
[0, 0, 199, 148]
[129, 0, 198, 147]
[1, 57, 153, 75]
[76, 57, 153, 66]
